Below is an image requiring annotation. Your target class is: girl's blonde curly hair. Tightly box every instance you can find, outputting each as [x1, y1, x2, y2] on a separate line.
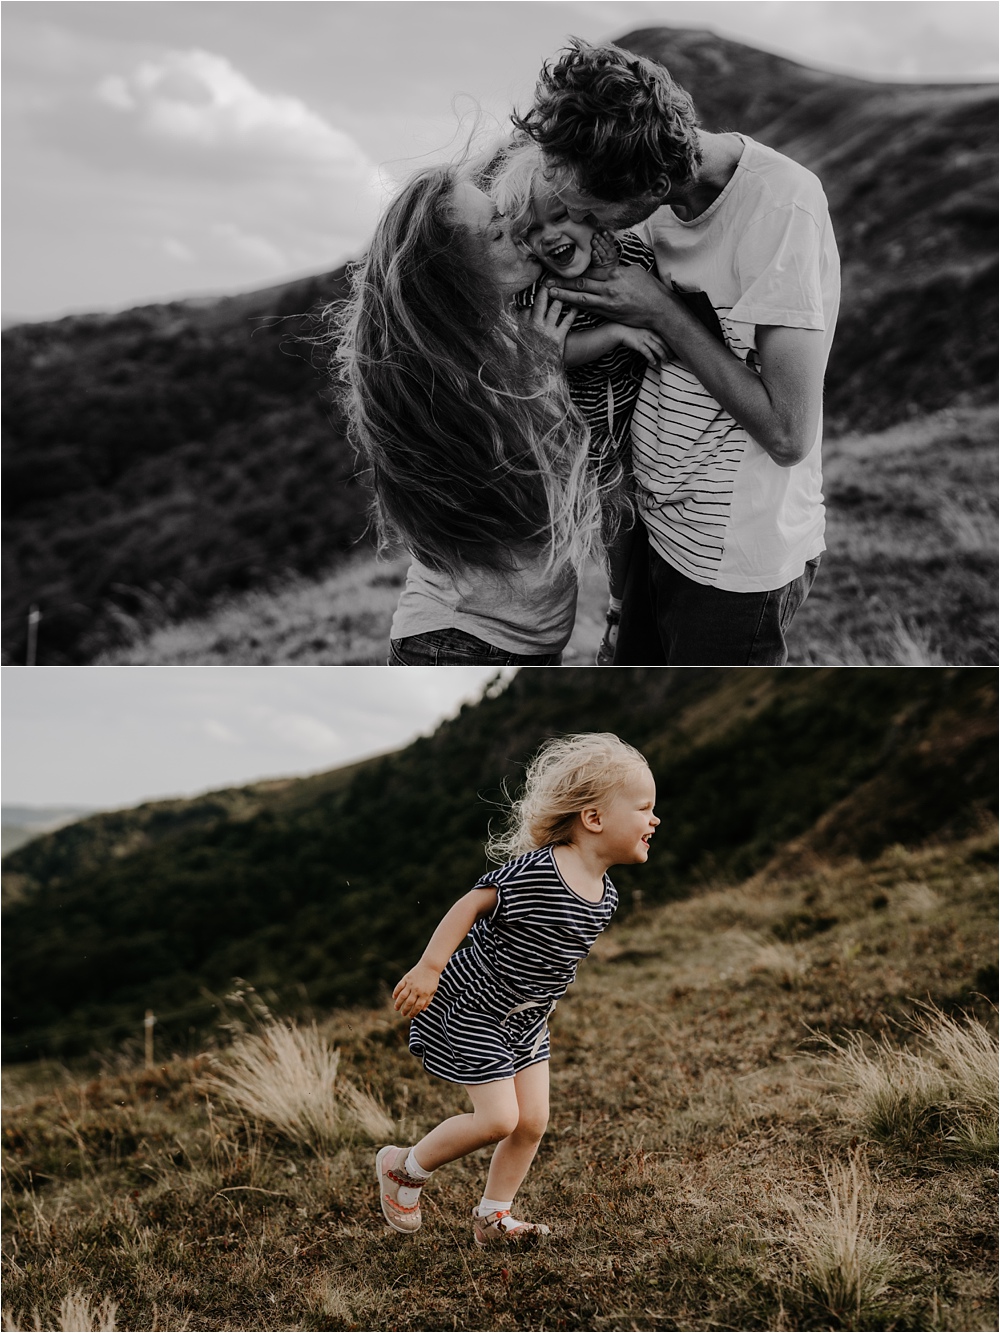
[486, 732, 649, 863]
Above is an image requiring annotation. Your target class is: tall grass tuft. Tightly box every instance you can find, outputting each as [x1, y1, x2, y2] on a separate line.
[203, 1020, 394, 1152]
[786, 1151, 899, 1321]
[3, 1292, 118, 1332]
[823, 1003, 998, 1162]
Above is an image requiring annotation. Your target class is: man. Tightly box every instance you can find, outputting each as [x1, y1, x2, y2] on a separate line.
[515, 39, 841, 665]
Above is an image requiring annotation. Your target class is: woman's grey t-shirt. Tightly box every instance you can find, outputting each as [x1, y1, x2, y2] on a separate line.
[390, 553, 577, 655]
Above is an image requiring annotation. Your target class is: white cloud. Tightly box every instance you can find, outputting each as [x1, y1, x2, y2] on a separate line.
[95, 48, 373, 179]
[203, 719, 241, 744]
[259, 710, 342, 756]
[211, 221, 288, 272]
[162, 236, 195, 263]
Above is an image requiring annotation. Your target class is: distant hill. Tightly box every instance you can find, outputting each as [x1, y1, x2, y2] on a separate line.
[3, 666, 995, 1061]
[0, 805, 99, 858]
[2, 29, 997, 663]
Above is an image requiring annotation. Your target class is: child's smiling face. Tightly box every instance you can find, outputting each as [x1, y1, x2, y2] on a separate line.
[523, 192, 596, 280]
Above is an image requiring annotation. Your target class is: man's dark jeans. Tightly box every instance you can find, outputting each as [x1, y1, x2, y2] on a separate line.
[614, 525, 821, 666]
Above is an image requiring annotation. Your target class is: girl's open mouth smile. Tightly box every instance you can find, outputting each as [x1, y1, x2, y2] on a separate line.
[545, 241, 580, 267]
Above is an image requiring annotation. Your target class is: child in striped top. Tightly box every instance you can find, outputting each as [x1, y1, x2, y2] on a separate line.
[376, 733, 659, 1246]
[494, 142, 668, 664]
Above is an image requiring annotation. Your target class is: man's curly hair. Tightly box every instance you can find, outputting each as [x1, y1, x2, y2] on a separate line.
[513, 38, 702, 202]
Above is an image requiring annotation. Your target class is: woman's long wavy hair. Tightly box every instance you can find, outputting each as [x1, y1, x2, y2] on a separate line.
[487, 732, 649, 864]
[332, 162, 601, 577]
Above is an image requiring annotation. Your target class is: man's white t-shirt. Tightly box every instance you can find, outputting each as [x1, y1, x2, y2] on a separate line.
[631, 135, 841, 593]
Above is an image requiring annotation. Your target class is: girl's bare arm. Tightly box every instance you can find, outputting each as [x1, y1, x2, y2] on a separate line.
[393, 886, 499, 1017]
[565, 323, 669, 368]
[563, 324, 628, 366]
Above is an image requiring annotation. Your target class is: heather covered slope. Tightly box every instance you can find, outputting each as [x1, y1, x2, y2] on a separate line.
[3, 28, 997, 663]
[3, 667, 995, 1062]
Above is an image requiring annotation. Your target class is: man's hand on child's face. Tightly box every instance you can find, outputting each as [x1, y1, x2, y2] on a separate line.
[617, 324, 670, 366]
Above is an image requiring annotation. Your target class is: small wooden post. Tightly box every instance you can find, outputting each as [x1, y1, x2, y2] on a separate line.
[144, 1010, 156, 1069]
[26, 605, 41, 666]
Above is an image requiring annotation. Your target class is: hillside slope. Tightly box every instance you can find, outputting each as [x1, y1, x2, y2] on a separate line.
[3, 667, 995, 1062]
[2, 827, 996, 1332]
[3, 29, 996, 663]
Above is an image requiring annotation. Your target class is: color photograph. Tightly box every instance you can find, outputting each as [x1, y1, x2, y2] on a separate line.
[2, 665, 997, 1330]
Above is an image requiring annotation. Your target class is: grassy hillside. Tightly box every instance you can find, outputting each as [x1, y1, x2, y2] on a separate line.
[93, 406, 998, 667]
[3, 28, 996, 664]
[2, 828, 995, 1332]
[3, 668, 995, 1064]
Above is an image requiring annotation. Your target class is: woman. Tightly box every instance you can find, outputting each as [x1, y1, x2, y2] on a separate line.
[335, 160, 602, 665]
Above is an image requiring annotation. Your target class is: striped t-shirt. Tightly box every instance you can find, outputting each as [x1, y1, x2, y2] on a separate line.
[469, 845, 618, 1000]
[515, 233, 657, 472]
[632, 135, 841, 593]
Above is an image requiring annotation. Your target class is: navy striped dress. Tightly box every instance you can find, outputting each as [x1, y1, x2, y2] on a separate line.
[408, 846, 618, 1085]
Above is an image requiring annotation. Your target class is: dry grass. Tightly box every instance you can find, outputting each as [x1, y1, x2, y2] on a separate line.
[3, 1291, 119, 1332]
[95, 406, 998, 667]
[788, 404, 998, 666]
[784, 1151, 899, 1321]
[2, 829, 996, 1330]
[823, 1004, 999, 1165]
[203, 1021, 394, 1153]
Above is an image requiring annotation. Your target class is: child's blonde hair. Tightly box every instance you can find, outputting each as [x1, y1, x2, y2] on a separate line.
[488, 137, 550, 239]
[487, 732, 649, 863]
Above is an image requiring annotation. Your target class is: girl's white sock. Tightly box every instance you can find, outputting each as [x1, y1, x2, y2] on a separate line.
[477, 1196, 514, 1217]
[608, 595, 623, 613]
[403, 1148, 432, 1180]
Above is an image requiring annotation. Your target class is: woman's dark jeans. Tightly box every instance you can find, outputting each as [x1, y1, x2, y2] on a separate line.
[388, 627, 561, 666]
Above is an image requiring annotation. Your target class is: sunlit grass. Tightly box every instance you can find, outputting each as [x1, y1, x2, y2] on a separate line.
[3, 1291, 119, 1332]
[203, 1019, 394, 1153]
[822, 1004, 999, 1164]
[785, 1151, 899, 1321]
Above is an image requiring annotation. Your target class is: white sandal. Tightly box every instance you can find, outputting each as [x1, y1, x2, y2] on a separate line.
[472, 1207, 551, 1248]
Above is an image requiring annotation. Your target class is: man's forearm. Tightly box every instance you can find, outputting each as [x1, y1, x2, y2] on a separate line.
[547, 267, 823, 467]
[649, 296, 810, 467]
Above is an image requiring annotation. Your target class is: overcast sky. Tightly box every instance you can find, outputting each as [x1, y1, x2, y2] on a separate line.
[2, 666, 513, 809]
[4, 1, 997, 320]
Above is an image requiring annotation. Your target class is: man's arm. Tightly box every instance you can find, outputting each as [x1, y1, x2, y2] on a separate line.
[545, 267, 826, 467]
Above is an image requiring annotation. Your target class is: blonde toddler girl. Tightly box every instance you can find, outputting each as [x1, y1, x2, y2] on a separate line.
[375, 732, 659, 1245]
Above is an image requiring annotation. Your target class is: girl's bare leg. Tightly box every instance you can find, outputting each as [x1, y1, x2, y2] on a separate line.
[483, 1060, 550, 1202]
[411, 1078, 520, 1172]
